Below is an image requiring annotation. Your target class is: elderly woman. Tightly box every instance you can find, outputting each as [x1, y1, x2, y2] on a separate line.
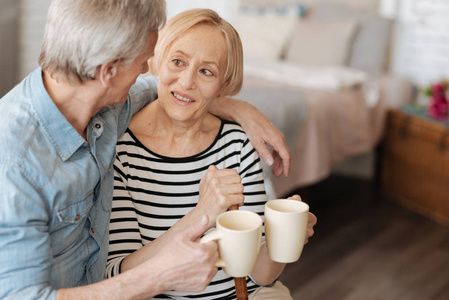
[105, 8, 315, 299]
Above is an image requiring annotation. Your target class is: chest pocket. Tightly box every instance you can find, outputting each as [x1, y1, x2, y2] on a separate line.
[56, 190, 94, 224]
[50, 190, 95, 267]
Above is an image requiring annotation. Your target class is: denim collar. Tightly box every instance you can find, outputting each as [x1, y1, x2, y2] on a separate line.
[30, 68, 85, 161]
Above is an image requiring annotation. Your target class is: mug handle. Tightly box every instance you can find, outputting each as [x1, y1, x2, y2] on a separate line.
[200, 229, 226, 268]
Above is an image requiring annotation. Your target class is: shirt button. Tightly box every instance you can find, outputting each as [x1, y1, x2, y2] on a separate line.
[95, 124, 101, 129]
[75, 214, 80, 220]
[91, 228, 95, 233]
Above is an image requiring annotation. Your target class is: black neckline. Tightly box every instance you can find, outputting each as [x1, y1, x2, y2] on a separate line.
[125, 119, 227, 162]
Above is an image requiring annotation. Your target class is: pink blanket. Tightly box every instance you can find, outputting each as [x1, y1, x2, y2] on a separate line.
[242, 75, 414, 196]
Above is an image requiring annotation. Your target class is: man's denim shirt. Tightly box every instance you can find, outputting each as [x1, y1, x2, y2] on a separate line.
[0, 68, 157, 299]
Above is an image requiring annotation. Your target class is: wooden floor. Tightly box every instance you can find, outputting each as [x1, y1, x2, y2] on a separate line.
[279, 175, 449, 300]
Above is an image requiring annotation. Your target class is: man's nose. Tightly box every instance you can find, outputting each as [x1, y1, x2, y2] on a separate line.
[140, 61, 150, 75]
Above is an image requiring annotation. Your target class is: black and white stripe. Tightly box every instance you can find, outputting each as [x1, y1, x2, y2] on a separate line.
[106, 120, 267, 299]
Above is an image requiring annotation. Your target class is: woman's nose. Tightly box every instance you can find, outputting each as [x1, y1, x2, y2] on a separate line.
[179, 69, 196, 89]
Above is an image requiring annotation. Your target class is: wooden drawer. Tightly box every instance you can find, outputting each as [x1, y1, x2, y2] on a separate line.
[381, 108, 449, 225]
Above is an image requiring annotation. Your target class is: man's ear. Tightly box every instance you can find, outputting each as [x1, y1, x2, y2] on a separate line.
[98, 59, 120, 88]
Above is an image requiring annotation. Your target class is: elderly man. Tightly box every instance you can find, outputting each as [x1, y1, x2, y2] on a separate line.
[0, 0, 294, 299]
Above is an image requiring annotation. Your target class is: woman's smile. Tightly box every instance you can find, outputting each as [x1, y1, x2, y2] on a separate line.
[172, 91, 195, 103]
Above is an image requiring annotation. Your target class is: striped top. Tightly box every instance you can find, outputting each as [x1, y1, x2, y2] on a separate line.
[106, 120, 267, 299]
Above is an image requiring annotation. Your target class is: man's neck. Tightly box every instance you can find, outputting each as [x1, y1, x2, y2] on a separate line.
[42, 71, 104, 139]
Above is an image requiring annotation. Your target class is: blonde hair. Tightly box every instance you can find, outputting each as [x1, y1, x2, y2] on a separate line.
[151, 8, 243, 96]
[39, 0, 166, 83]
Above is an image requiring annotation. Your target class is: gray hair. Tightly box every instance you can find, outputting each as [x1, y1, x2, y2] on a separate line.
[39, 0, 166, 83]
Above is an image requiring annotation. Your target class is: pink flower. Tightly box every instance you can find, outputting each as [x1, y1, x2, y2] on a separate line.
[427, 82, 448, 120]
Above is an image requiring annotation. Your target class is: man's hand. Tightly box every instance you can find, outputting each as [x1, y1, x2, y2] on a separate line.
[65, 216, 219, 300]
[241, 109, 290, 177]
[150, 215, 219, 293]
[209, 98, 291, 177]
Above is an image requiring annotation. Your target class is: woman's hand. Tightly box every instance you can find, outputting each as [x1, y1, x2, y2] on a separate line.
[209, 97, 291, 177]
[251, 194, 317, 286]
[287, 194, 317, 244]
[196, 165, 244, 228]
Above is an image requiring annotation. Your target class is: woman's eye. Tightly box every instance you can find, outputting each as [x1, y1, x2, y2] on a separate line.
[201, 69, 213, 76]
[172, 59, 183, 66]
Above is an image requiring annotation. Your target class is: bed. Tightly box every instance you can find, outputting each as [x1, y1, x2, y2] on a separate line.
[239, 64, 414, 198]
[230, 0, 415, 198]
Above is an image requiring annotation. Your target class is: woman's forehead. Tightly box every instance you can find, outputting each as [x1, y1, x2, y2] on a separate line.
[168, 25, 227, 61]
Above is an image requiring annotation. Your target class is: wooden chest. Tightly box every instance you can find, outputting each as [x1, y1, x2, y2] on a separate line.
[381, 107, 449, 225]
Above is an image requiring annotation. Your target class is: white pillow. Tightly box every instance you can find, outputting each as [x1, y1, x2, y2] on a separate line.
[325, 0, 380, 13]
[285, 19, 359, 67]
[314, 2, 393, 76]
[231, 11, 297, 61]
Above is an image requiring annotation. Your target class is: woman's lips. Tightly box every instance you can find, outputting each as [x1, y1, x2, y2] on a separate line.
[172, 92, 194, 103]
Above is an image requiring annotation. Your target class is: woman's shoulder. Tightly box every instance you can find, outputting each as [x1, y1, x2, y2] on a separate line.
[115, 129, 144, 156]
[217, 119, 249, 143]
[220, 118, 244, 131]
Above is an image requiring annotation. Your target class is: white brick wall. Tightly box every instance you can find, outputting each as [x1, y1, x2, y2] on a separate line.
[392, 0, 449, 87]
[19, 0, 51, 79]
[0, 0, 20, 96]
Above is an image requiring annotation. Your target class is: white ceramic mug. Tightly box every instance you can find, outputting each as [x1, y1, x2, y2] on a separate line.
[265, 199, 309, 263]
[200, 210, 262, 277]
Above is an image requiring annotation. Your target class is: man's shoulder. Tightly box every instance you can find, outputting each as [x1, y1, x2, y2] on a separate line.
[125, 75, 159, 118]
[0, 93, 41, 165]
[129, 76, 158, 98]
[0, 119, 39, 166]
